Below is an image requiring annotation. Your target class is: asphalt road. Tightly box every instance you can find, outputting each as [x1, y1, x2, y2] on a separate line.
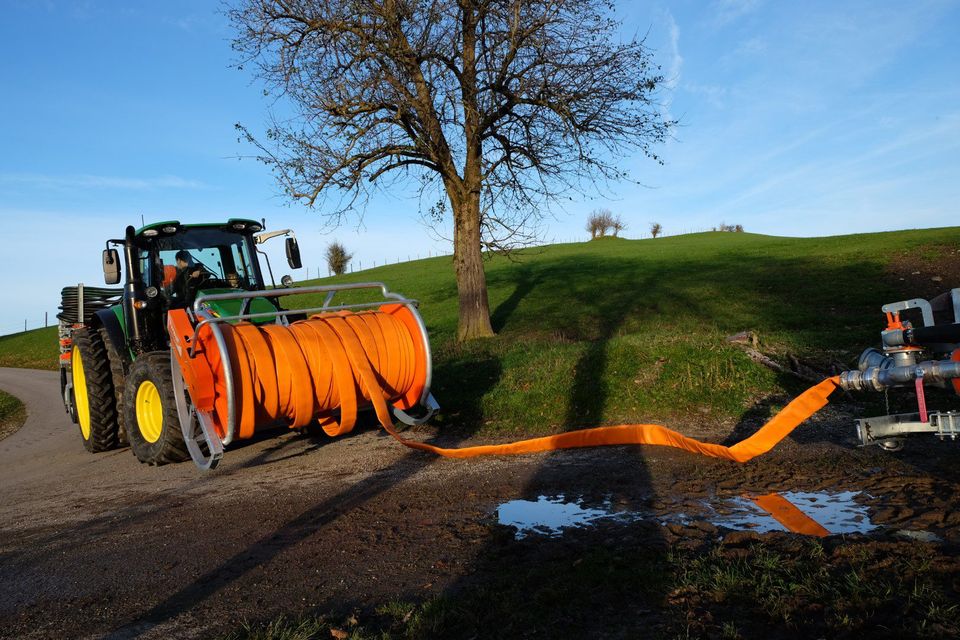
[0, 367, 561, 639]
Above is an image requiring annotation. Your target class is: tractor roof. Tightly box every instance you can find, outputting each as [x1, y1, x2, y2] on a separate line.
[134, 218, 264, 240]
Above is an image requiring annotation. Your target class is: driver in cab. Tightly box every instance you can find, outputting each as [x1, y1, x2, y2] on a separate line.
[172, 250, 205, 299]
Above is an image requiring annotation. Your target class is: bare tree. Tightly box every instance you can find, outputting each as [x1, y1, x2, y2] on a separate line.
[610, 214, 626, 237]
[229, 0, 674, 340]
[586, 208, 612, 239]
[715, 222, 745, 233]
[650, 222, 662, 238]
[325, 241, 353, 275]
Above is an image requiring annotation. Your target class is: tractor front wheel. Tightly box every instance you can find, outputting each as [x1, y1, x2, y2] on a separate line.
[71, 328, 120, 452]
[124, 352, 189, 465]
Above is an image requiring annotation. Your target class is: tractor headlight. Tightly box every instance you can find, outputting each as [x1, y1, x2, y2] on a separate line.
[142, 229, 159, 237]
[145, 286, 159, 298]
[161, 225, 179, 234]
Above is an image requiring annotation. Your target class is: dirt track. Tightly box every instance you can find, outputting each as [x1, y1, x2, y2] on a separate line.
[1, 367, 959, 639]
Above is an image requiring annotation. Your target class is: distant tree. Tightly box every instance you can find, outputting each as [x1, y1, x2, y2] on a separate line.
[325, 241, 353, 276]
[716, 222, 744, 232]
[611, 215, 626, 237]
[586, 209, 615, 239]
[713, 222, 743, 233]
[586, 209, 626, 239]
[586, 213, 601, 239]
[650, 222, 662, 238]
[230, 0, 673, 340]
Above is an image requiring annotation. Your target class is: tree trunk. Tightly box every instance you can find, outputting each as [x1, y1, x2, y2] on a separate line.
[452, 193, 494, 341]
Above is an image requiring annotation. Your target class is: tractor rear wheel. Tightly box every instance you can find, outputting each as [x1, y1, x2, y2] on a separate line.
[71, 328, 120, 452]
[99, 327, 130, 446]
[124, 352, 189, 465]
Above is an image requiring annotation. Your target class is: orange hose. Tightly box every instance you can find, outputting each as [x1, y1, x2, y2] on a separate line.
[183, 307, 840, 463]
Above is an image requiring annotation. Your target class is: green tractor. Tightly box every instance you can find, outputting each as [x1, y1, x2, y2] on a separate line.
[58, 219, 303, 465]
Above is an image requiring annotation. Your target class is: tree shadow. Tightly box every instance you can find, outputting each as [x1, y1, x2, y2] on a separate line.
[403, 259, 669, 638]
[93, 360, 505, 639]
[489, 265, 536, 333]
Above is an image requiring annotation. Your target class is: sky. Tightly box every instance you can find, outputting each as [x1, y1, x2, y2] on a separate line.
[0, 0, 958, 335]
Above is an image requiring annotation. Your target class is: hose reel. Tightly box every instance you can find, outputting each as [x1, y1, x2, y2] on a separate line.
[168, 283, 438, 470]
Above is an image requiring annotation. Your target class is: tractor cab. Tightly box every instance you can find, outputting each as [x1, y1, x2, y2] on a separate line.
[99, 218, 302, 354]
[133, 220, 267, 308]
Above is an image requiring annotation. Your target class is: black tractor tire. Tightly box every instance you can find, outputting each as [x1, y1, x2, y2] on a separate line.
[99, 327, 130, 447]
[124, 351, 190, 465]
[71, 328, 121, 452]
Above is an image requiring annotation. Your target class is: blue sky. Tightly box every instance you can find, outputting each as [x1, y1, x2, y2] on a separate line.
[0, 0, 958, 334]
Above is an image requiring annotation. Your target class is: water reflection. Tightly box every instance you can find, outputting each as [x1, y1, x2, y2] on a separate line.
[496, 490, 924, 540]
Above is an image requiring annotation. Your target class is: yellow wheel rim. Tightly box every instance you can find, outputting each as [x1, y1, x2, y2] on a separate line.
[72, 345, 91, 440]
[135, 380, 164, 443]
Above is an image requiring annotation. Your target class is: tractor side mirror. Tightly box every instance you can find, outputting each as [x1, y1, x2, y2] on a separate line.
[102, 249, 121, 285]
[285, 237, 302, 269]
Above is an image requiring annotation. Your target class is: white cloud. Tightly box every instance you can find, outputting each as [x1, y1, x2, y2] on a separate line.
[712, 0, 763, 27]
[0, 173, 207, 190]
[658, 10, 683, 120]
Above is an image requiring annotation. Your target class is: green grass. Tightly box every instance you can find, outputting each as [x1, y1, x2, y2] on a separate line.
[225, 537, 958, 640]
[0, 388, 26, 440]
[285, 227, 960, 434]
[0, 325, 58, 370]
[3, 227, 959, 434]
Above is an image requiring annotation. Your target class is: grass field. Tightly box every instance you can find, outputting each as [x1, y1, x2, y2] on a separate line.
[2, 227, 958, 435]
[0, 388, 26, 441]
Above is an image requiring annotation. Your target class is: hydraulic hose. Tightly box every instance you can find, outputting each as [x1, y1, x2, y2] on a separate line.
[897, 323, 960, 346]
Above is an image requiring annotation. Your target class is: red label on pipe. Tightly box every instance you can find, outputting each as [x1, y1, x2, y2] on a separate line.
[915, 376, 928, 423]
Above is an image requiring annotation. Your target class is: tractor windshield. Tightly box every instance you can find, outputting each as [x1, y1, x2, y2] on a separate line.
[139, 228, 260, 301]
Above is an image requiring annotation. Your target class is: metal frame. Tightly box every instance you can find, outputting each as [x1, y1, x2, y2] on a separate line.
[180, 282, 436, 448]
[882, 298, 934, 327]
[856, 410, 960, 447]
[172, 355, 224, 470]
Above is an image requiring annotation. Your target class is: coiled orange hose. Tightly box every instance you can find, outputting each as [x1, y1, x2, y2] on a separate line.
[177, 307, 839, 463]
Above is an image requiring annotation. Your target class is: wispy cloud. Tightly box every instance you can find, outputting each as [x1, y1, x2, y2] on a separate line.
[0, 173, 207, 190]
[712, 0, 763, 27]
[659, 10, 683, 119]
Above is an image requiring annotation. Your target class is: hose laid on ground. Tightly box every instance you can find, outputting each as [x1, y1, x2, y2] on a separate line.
[189, 306, 840, 464]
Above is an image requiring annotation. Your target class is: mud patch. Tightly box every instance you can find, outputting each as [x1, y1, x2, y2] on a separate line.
[887, 243, 960, 304]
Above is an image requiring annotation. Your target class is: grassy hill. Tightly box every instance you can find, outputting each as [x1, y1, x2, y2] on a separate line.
[3, 228, 958, 434]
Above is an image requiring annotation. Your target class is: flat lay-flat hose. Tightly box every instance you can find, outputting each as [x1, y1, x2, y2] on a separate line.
[187, 307, 840, 463]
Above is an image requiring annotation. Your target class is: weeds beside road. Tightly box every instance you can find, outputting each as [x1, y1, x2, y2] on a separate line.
[0, 388, 25, 441]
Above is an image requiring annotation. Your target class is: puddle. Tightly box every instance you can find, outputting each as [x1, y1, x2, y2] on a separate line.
[497, 495, 616, 539]
[496, 491, 936, 541]
[711, 491, 877, 536]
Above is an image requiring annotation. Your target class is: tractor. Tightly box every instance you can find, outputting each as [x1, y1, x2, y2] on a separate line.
[58, 219, 438, 470]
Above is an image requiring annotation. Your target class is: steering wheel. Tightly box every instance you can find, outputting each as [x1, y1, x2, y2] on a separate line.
[185, 268, 213, 299]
